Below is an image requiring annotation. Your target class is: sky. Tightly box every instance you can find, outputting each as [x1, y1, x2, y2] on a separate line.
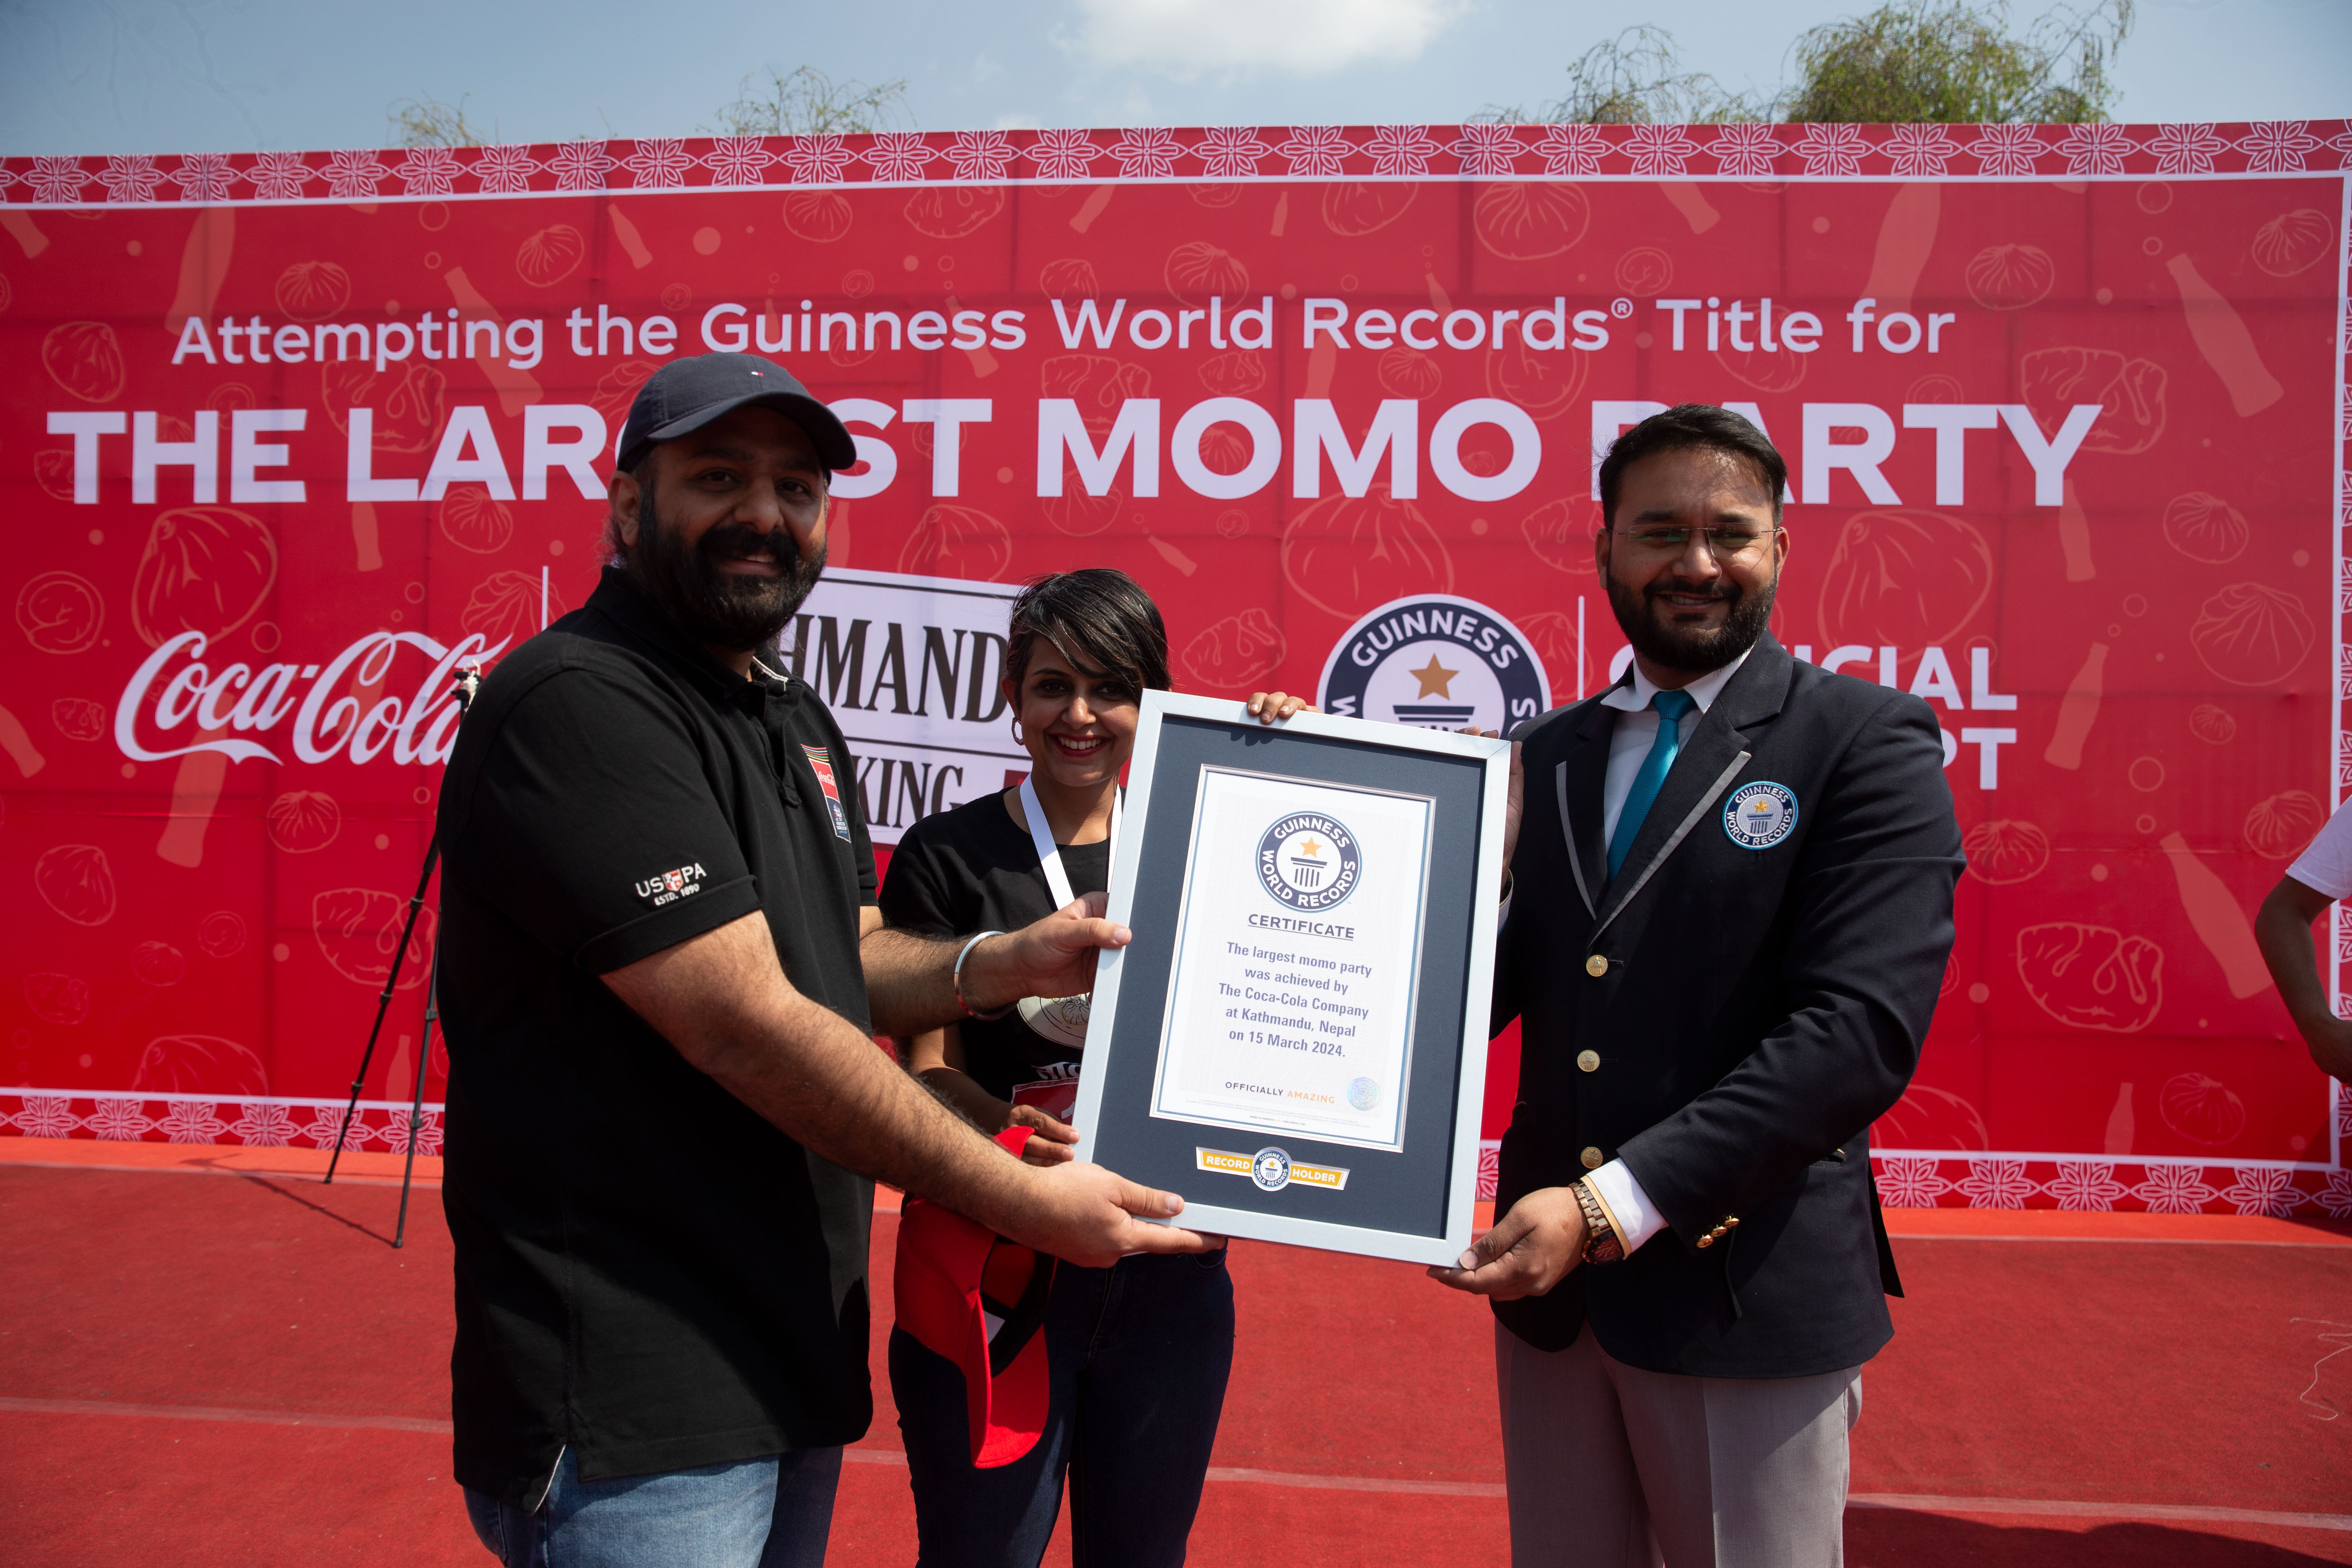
[0, 0, 2344, 157]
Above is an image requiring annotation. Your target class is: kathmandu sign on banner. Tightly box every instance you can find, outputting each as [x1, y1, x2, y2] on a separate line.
[3, 122, 2349, 1220]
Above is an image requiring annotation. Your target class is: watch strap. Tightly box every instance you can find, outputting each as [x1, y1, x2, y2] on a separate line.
[1574, 1178, 1626, 1265]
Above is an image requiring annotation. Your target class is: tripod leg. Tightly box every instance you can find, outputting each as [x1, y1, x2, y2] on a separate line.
[328, 838, 439, 1184]
[394, 949, 441, 1250]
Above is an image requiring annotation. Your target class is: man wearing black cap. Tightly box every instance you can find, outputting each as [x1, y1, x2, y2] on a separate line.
[435, 353, 1209, 1567]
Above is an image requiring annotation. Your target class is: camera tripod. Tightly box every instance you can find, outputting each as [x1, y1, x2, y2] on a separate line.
[323, 669, 478, 1249]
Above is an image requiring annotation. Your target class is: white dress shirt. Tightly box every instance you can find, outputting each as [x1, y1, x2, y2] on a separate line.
[1597, 646, 1756, 847]
[1576, 646, 1756, 1256]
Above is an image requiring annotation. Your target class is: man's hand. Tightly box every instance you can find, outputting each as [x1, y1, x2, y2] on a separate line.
[999, 1159, 1210, 1268]
[2308, 1018, 2352, 1081]
[1463, 730, 1526, 889]
[1008, 1102, 1080, 1166]
[1426, 1185, 1587, 1299]
[1502, 739, 1524, 872]
[1246, 691, 1315, 723]
[608, 911, 1209, 1259]
[2257, 874, 2352, 1082]
[961, 892, 1130, 1015]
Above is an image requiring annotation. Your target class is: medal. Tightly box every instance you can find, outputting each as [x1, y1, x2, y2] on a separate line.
[1015, 775, 1119, 1050]
[1015, 993, 1091, 1049]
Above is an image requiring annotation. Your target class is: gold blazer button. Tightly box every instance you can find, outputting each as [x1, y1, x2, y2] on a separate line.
[1580, 1146, 1604, 1169]
[1576, 1050, 1600, 1073]
[1584, 954, 1608, 977]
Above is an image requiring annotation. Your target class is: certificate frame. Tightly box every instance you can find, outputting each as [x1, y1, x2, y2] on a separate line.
[1071, 691, 1509, 1267]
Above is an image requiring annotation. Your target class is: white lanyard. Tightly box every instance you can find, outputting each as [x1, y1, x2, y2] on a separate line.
[1013, 778, 1119, 1051]
[1018, 776, 1120, 909]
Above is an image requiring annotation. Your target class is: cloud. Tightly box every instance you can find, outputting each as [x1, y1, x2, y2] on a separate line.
[1068, 0, 1463, 78]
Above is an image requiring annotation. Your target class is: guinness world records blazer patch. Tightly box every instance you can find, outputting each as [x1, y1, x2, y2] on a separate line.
[1723, 780, 1798, 849]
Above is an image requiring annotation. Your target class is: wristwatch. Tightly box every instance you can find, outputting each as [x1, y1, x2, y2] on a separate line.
[1571, 1178, 1625, 1265]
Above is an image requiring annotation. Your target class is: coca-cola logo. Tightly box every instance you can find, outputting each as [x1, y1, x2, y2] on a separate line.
[114, 628, 507, 767]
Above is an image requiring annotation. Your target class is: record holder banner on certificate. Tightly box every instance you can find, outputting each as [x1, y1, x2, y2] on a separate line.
[1152, 770, 1431, 1154]
[1073, 693, 1508, 1268]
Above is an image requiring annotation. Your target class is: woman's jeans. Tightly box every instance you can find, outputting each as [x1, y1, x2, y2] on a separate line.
[890, 1246, 1237, 1567]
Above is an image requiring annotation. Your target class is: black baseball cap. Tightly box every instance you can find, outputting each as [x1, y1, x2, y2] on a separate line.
[612, 352, 858, 474]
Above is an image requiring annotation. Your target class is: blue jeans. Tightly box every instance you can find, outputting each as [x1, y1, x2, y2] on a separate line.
[890, 1247, 1236, 1568]
[463, 1444, 842, 1568]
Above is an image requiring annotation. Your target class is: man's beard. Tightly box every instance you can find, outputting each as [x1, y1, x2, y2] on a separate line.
[623, 473, 826, 652]
[1603, 557, 1776, 676]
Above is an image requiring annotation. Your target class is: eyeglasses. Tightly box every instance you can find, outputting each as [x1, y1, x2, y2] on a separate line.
[1608, 525, 1782, 560]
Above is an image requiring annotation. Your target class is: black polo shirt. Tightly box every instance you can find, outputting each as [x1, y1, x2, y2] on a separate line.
[435, 565, 879, 1507]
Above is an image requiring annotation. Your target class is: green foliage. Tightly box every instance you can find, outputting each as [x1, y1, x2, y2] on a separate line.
[708, 67, 911, 137]
[1479, 26, 1767, 126]
[388, 94, 489, 148]
[1782, 0, 2134, 123]
[1480, 1, 2134, 126]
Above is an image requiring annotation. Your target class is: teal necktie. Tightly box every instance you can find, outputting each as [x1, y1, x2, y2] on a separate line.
[1607, 690, 1698, 881]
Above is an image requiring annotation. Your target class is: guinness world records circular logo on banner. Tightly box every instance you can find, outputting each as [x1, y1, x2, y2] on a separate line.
[1316, 593, 1551, 736]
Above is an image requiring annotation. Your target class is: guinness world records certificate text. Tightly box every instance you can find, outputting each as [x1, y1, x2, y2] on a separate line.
[1151, 769, 1434, 1152]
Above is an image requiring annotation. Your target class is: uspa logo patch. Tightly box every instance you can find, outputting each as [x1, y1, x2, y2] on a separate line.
[634, 862, 709, 906]
[1317, 593, 1550, 735]
[1256, 813, 1362, 911]
[1723, 782, 1798, 849]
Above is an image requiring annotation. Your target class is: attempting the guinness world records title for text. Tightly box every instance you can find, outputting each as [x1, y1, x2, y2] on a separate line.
[1070, 692, 1510, 1268]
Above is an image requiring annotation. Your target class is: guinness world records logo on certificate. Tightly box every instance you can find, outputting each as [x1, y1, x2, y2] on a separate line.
[1255, 814, 1362, 911]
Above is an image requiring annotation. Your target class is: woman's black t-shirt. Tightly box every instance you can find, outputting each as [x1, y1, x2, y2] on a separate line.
[878, 789, 1109, 1101]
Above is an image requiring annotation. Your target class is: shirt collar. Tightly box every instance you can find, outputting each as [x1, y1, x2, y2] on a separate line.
[1597, 642, 1757, 715]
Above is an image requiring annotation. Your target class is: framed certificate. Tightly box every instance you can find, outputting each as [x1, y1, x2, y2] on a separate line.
[1071, 692, 1510, 1267]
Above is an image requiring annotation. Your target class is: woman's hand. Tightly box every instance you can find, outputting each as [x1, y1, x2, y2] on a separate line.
[1006, 1102, 1081, 1166]
[1246, 691, 1316, 724]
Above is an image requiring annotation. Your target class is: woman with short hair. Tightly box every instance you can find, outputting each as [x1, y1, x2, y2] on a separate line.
[880, 567, 1305, 1567]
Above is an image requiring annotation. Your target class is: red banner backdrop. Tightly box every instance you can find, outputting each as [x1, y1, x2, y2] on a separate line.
[3, 122, 2348, 1216]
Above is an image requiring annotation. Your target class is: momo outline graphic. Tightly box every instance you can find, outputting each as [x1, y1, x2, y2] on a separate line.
[1723, 781, 1799, 850]
[1256, 813, 1362, 911]
[1317, 593, 1550, 735]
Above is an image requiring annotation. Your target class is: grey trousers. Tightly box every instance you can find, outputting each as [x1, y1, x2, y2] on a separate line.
[1495, 1324, 1861, 1568]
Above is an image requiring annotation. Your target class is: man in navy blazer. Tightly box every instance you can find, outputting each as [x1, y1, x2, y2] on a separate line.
[1434, 405, 1964, 1566]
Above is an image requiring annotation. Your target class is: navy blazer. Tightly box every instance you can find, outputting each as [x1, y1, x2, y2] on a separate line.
[1491, 634, 1964, 1378]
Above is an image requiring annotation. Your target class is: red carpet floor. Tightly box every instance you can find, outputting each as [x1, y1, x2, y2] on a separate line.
[1, 1149, 2347, 1566]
